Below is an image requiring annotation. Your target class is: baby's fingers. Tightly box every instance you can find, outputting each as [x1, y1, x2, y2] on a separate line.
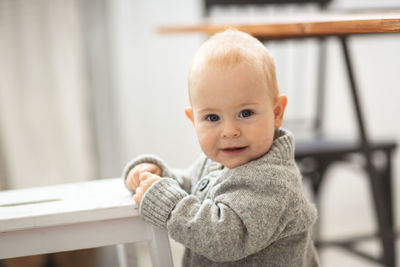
[126, 166, 141, 190]
[139, 171, 155, 182]
[140, 175, 161, 189]
[139, 163, 162, 176]
[132, 183, 148, 204]
[133, 187, 142, 204]
[146, 164, 162, 176]
[133, 175, 161, 204]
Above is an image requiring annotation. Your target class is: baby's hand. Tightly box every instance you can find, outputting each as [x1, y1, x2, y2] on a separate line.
[133, 172, 161, 204]
[126, 163, 162, 191]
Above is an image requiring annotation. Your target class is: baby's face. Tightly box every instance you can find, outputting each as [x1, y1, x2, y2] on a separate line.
[187, 62, 285, 169]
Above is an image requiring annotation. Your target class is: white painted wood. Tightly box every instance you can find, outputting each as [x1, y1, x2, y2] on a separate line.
[0, 178, 173, 267]
[149, 227, 174, 267]
[0, 178, 137, 232]
[117, 243, 138, 267]
[117, 244, 129, 267]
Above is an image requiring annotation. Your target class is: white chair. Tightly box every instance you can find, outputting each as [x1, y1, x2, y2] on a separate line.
[0, 178, 173, 267]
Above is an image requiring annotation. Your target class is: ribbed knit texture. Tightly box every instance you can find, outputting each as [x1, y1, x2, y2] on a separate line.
[139, 178, 187, 229]
[123, 128, 320, 266]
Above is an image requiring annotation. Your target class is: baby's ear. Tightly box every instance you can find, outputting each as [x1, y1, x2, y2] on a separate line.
[273, 96, 287, 128]
[184, 106, 195, 125]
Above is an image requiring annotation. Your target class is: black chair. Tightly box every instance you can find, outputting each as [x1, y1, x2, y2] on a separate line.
[204, 1, 397, 266]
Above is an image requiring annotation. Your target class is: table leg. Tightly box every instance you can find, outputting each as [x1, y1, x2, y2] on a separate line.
[148, 227, 173, 267]
[116, 243, 137, 267]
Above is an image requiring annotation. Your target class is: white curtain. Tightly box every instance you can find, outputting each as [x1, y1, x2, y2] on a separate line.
[0, 0, 97, 189]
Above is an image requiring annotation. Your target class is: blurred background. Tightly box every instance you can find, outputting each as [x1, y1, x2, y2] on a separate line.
[0, 0, 399, 266]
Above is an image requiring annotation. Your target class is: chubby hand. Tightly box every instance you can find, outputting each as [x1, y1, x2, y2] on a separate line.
[125, 163, 162, 191]
[133, 172, 161, 204]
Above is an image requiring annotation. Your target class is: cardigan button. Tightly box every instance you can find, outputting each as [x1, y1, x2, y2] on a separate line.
[198, 178, 209, 191]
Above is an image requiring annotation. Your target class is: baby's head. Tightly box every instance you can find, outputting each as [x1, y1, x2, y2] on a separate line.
[185, 29, 287, 168]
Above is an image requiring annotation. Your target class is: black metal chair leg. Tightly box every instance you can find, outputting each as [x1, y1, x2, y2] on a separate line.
[311, 171, 323, 243]
[382, 149, 395, 244]
[364, 152, 396, 267]
[340, 37, 396, 267]
[377, 150, 396, 267]
[309, 160, 329, 244]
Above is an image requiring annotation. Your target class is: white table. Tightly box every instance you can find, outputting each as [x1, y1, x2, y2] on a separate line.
[0, 178, 173, 267]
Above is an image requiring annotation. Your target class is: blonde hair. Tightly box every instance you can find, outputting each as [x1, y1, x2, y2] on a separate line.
[188, 29, 279, 101]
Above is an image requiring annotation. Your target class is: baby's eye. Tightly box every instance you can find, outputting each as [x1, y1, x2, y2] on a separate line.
[206, 114, 220, 122]
[239, 109, 254, 118]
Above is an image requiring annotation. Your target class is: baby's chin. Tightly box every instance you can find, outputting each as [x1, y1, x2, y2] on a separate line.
[218, 157, 254, 169]
[219, 151, 270, 169]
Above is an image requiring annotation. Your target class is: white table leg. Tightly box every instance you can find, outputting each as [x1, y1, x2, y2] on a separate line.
[148, 227, 173, 267]
[117, 243, 137, 267]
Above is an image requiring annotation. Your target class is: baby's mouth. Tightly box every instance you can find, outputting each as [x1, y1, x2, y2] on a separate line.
[221, 146, 248, 154]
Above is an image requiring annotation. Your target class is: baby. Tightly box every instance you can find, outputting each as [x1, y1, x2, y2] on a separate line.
[123, 29, 319, 266]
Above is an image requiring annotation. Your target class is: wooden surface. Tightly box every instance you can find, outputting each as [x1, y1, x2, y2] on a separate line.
[0, 178, 173, 266]
[159, 11, 400, 39]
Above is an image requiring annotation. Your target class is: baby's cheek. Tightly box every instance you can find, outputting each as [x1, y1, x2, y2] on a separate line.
[196, 127, 210, 143]
[254, 131, 274, 154]
[198, 135, 216, 157]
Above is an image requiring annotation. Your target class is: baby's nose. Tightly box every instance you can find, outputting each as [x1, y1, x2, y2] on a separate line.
[221, 123, 241, 138]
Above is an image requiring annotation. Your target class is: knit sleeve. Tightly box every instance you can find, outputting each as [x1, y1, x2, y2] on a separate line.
[122, 154, 207, 193]
[139, 163, 317, 262]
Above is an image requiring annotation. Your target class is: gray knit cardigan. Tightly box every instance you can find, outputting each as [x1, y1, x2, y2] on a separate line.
[122, 128, 320, 266]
